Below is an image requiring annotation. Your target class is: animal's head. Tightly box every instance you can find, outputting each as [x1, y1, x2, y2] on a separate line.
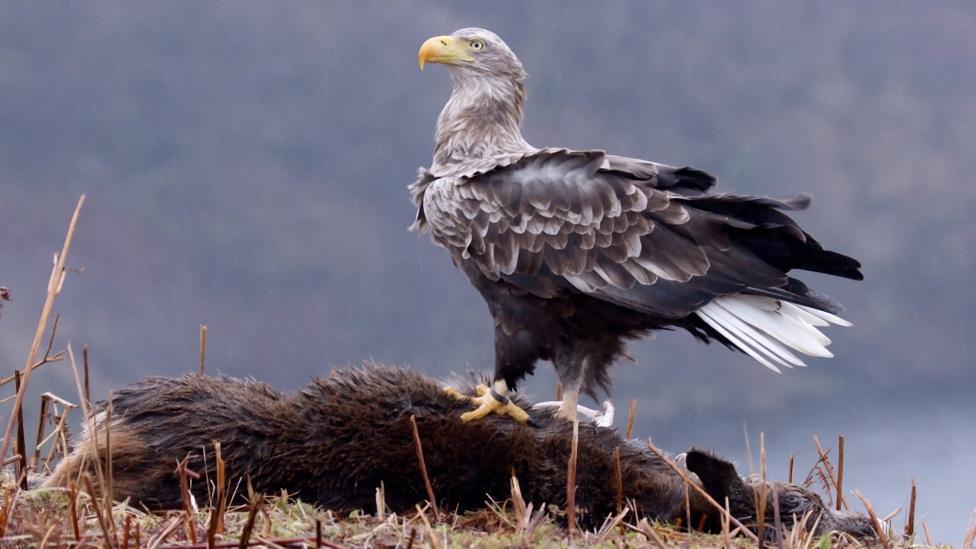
[683, 448, 876, 540]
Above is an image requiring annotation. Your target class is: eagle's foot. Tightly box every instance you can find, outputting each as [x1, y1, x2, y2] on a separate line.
[442, 386, 468, 400]
[447, 383, 530, 424]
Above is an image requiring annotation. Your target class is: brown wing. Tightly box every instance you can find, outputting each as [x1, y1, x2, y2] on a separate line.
[415, 149, 860, 319]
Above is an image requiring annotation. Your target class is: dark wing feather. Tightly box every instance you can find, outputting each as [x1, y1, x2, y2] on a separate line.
[416, 149, 861, 318]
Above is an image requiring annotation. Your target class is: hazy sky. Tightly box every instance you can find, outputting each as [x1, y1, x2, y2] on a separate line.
[1, 2, 974, 541]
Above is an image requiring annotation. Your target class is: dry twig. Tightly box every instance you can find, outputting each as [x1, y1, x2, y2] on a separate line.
[408, 415, 439, 521]
[836, 434, 846, 511]
[905, 478, 916, 540]
[853, 489, 891, 549]
[566, 419, 579, 537]
[625, 399, 637, 439]
[0, 195, 85, 462]
[613, 446, 623, 515]
[199, 324, 208, 376]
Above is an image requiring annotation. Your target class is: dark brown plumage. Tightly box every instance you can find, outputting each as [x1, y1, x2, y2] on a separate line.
[45, 365, 872, 537]
[413, 29, 863, 419]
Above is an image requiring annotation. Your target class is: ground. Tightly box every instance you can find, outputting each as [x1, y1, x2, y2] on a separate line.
[0, 477, 934, 548]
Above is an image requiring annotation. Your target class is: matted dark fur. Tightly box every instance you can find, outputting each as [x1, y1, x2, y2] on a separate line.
[46, 366, 871, 537]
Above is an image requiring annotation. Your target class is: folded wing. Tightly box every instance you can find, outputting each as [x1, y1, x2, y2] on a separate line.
[411, 148, 862, 368]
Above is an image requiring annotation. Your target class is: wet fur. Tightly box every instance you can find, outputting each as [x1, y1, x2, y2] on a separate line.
[46, 366, 871, 537]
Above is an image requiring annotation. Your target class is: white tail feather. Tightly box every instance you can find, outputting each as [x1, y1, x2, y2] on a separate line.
[697, 308, 783, 373]
[714, 298, 831, 354]
[697, 295, 852, 371]
[705, 304, 807, 367]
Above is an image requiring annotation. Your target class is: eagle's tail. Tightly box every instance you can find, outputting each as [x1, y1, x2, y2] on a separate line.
[695, 295, 851, 373]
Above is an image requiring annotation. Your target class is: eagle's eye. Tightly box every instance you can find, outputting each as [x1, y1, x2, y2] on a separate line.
[469, 39, 485, 51]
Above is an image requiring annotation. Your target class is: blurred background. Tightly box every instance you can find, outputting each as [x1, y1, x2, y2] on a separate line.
[1, 1, 973, 541]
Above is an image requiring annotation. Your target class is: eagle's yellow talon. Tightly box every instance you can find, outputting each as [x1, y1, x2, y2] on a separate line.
[459, 402, 494, 422]
[443, 386, 467, 400]
[457, 387, 530, 425]
[501, 402, 530, 424]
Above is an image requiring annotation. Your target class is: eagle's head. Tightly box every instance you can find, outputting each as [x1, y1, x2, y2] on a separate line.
[417, 28, 531, 172]
[418, 27, 524, 81]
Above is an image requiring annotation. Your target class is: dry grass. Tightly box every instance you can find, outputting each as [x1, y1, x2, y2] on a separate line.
[0, 478, 939, 548]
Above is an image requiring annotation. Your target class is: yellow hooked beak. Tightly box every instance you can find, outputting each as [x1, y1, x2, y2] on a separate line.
[418, 35, 474, 70]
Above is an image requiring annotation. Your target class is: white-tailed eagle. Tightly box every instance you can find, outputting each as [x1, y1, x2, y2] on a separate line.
[411, 28, 862, 424]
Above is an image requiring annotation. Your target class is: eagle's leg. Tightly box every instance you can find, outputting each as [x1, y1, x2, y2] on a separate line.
[444, 380, 531, 424]
[553, 356, 584, 423]
[555, 382, 581, 422]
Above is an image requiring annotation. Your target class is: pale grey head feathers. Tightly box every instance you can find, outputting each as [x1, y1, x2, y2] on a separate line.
[418, 28, 533, 172]
[446, 28, 525, 80]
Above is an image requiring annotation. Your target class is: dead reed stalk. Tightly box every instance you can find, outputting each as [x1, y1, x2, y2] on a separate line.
[905, 478, 916, 540]
[105, 394, 115, 516]
[67, 342, 113, 541]
[811, 435, 847, 510]
[199, 324, 208, 376]
[757, 432, 767, 547]
[178, 456, 198, 544]
[207, 441, 227, 546]
[722, 497, 731, 549]
[509, 475, 546, 543]
[122, 514, 132, 549]
[84, 473, 116, 548]
[683, 485, 691, 531]
[771, 484, 782, 548]
[83, 344, 91, 405]
[408, 414, 439, 521]
[636, 517, 668, 549]
[853, 489, 891, 549]
[625, 399, 637, 439]
[0, 195, 85, 462]
[31, 395, 49, 471]
[13, 371, 27, 490]
[415, 504, 441, 549]
[566, 419, 579, 537]
[836, 434, 846, 511]
[594, 508, 629, 544]
[64, 481, 82, 542]
[148, 516, 183, 549]
[237, 496, 261, 549]
[613, 446, 623, 515]
[375, 482, 386, 520]
[39, 394, 75, 473]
